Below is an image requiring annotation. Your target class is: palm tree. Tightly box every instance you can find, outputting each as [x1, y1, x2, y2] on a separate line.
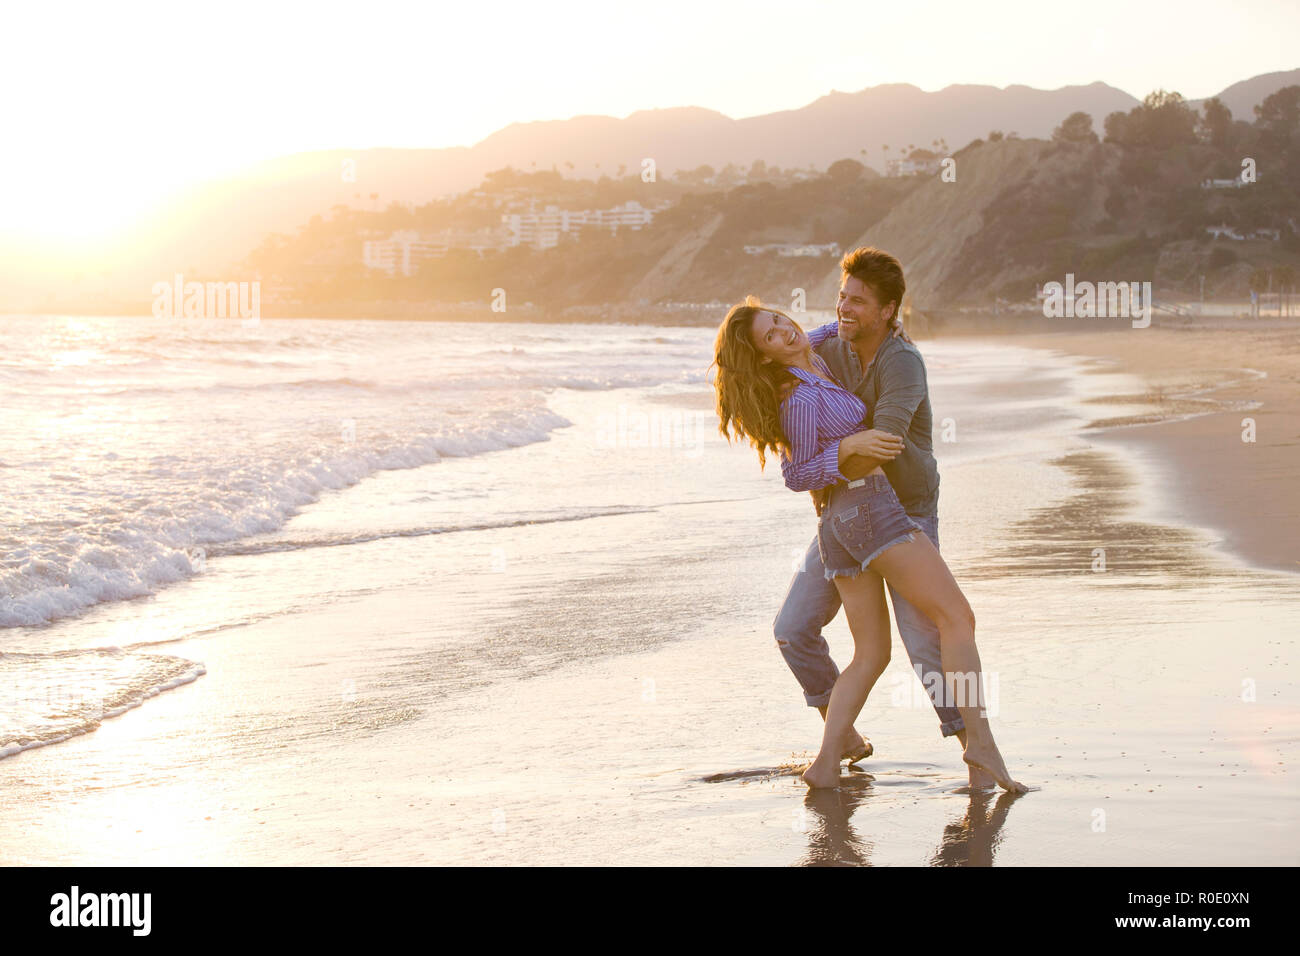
[1274, 265, 1296, 316]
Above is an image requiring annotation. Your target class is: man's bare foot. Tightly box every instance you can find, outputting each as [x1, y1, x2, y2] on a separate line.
[801, 757, 842, 789]
[962, 742, 1028, 794]
[840, 731, 872, 764]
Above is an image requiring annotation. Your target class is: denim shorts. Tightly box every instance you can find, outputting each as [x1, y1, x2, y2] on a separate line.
[817, 473, 923, 580]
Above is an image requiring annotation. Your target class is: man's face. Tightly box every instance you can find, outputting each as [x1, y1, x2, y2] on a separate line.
[837, 275, 893, 342]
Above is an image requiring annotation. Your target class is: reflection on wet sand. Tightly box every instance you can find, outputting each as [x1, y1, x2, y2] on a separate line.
[703, 763, 1024, 867]
[795, 772, 1024, 867]
[797, 772, 875, 867]
[928, 790, 1021, 867]
[961, 450, 1244, 584]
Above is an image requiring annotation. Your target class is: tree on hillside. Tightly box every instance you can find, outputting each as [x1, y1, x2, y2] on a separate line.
[677, 164, 716, 185]
[716, 162, 743, 186]
[1143, 90, 1198, 146]
[1254, 85, 1300, 129]
[987, 130, 1004, 142]
[1254, 85, 1300, 148]
[827, 158, 867, 183]
[1105, 90, 1198, 149]
[1053, 111, 1099, 144]
[1200, 97, 1233, 148]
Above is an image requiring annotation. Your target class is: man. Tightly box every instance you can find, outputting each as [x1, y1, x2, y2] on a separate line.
[774, 246, 996, 789]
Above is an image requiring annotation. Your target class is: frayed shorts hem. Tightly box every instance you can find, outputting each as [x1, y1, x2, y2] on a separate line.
[822, 530, 918, 581]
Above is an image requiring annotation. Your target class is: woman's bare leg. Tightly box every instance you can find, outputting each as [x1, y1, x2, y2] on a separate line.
[802, 569, 891, 789]
[869, 535, 1028, 793]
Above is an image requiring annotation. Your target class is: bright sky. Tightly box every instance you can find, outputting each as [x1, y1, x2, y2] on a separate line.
[3, 0, 1297, 242]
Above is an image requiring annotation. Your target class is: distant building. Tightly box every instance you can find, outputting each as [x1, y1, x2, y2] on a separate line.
[363, 231, 442, 276]
[363, 228, 512, 276]
[742, 242, 842, 257]
[501, 200, 660, 250]
[1205, 223, 1279, 241]
[886, 158, 943, 177]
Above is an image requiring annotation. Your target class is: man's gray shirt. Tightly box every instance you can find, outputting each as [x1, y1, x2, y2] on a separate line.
[812, 324, 940, 517]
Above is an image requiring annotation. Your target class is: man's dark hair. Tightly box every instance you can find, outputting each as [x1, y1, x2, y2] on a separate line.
[840, 246, 906, 320]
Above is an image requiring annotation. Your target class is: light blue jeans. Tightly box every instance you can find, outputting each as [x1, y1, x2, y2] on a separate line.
[773, 514, 964, 737]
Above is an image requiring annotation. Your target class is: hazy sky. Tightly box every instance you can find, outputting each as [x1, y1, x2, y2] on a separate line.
[4, 0, 1297, 241]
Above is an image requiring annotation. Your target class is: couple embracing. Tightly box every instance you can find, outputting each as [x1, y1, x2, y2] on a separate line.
[712, 247, 1027, 793]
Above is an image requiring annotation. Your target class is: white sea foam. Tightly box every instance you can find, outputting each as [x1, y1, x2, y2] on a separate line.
[0, 316, 708, 628]
[0, 647, 206, 759]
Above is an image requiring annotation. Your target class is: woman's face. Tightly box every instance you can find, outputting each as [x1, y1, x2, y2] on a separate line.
[748, 310, 808, 365]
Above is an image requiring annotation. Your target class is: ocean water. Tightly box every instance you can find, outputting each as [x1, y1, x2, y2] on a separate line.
[0, 315, 707, 756]
[1, 314, 1295, 865]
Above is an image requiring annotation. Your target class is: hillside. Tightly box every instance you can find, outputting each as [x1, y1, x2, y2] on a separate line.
[12, 69, 1292, 311]
[7, 72, 1298, 319]
[232, 82, 1300, 322]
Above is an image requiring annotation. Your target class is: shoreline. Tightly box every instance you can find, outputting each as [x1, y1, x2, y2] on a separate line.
[7, 308, 1295, 330]
[650, 322, 1298, 575]
[1013, 326, 1299, 574]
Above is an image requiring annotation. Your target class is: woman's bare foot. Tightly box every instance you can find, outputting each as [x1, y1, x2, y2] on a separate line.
[966, 763, 997, 789]
[962, 742, 1028, 794]
[801, 756, 842, 789]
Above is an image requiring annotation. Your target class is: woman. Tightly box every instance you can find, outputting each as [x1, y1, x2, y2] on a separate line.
[712, 296, 1027, 793]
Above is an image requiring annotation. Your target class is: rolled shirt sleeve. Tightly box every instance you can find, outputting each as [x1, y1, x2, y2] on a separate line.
[870, 350, 927, 440]
[779, 389, 847, 491]
[805, 321, 839, 349]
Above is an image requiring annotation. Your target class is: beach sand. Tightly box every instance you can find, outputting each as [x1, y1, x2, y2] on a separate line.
[1, 324, 1296, 866]
[1015, 321, 1299, 573]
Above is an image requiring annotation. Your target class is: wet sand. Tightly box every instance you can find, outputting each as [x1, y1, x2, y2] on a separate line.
[1015, 322, 1299, 573]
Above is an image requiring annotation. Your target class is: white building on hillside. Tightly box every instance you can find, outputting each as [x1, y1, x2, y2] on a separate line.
[886, 157, 943, 177]
[501, 200, 659, 249]
[363, 228, 511, 276]
[743, 242, 841, 257]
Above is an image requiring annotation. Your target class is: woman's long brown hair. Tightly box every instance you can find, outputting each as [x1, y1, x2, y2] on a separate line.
[709, 296, 800, 469]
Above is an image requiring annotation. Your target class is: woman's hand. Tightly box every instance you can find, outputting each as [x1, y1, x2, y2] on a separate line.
[890, 318, 913, 344]
[839, 428, 905, 461]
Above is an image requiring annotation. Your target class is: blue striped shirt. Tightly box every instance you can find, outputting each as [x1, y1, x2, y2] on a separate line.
[806, 321, 839, 350]
[778, 352, 870, 492]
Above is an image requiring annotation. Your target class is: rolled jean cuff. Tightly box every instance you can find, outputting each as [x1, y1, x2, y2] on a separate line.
[805, 688, 835, 708]
[939, 715, 965, 737]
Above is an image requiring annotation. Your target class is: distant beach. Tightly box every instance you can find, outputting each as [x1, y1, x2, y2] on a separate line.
[1015, 320, 1300, 573]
